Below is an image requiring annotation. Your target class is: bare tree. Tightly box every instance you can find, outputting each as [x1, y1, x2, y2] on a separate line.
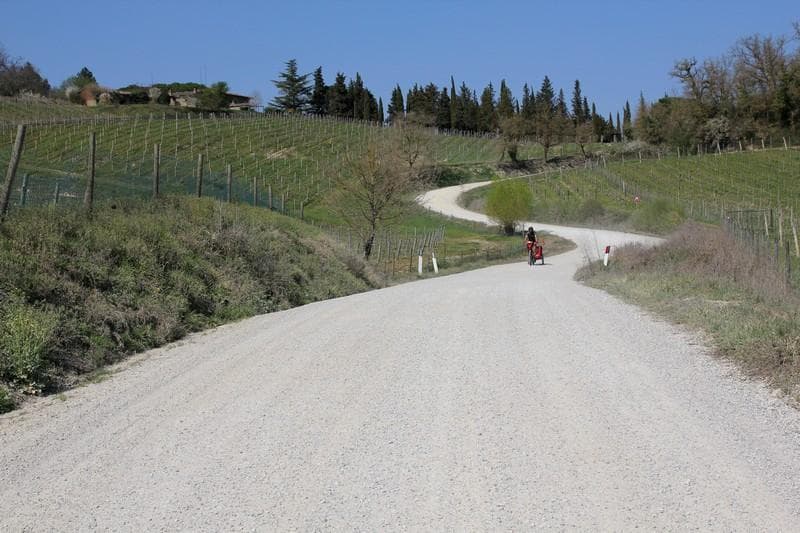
[732, 34, 787, 95]
[499, 115, 528, 164]
[332, 139, 428, 259]
[574, 121, 593, 158]
[391, 116, 432, 174]
[670, 57, 710, 102]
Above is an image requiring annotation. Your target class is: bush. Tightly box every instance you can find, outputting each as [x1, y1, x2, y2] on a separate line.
[630, 198, 685, 233]
[0, 384, 14, 413]
[485, 179, 533, 235]
[0, 300, 59, 386]
[576, 198, 605, 222]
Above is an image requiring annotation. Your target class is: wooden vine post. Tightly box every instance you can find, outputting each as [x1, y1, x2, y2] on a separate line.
[0, 124, 26, 222]
[83, 131, 96, 214]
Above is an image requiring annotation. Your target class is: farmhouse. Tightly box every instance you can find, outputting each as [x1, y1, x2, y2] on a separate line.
[169, 88, 254, 111]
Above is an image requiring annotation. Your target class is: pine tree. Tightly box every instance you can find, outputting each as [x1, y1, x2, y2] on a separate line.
[387, 84, 405, 123]
[326, 72, 350, 117]
[309, 66, 327, 115]
[479, 82, 497, 132]
[582, 97, 590, 123]
[378, 97, 385, 123]
[536, 76, 555, 112]
[497, 79, 515, 119]
[571, 80, 584, 123]
[270, 59, 311, 112]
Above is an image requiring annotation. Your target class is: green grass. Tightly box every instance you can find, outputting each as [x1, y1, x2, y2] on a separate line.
[460, 148, 800, 236]
[577, 223, 800, 403]
[460, 171, 687, 235]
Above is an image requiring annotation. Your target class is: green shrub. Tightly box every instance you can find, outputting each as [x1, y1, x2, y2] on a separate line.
[630, 198, 685, 233]
[486, 179, 533, 235]
[0, 301, 59, 385]
[0, 384, 14, 413]
[576, 198, 606, 222]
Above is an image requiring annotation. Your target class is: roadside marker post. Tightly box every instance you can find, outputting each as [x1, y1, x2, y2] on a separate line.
[432, 252, 439, 274]
[418, 255, 423, 275]
[603, 246, 611, 267]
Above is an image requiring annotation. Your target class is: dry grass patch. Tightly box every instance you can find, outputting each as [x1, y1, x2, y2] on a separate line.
[577, 222, 800, 403]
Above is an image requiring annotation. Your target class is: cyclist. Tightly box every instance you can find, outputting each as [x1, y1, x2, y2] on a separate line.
[524, 226, 537, 247]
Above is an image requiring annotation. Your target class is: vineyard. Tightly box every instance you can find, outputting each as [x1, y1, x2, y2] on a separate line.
[0, 98, 561, 216]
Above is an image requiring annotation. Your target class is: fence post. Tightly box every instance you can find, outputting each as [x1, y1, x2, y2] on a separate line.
[53, 181, 60, 205]
[226, 164, 232, 203]
[268, 184, 272, 210]
[252, 176, 258, 206]
[20, 173, 28, 207]
[1, 124, 26, 221]
[787, 240, 792, 284]
[83, 131, 96, 214]
[195, 153, 204, 197]
[152, 143, 160, 199]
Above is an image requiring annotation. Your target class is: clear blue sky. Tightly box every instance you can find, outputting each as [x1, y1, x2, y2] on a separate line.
[2, 0, 797, 115]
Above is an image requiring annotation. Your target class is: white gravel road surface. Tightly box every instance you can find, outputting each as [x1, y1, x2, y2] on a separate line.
[1, 182, 799, 530]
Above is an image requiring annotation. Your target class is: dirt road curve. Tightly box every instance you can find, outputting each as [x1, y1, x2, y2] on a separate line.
[1, 183, 799, 530]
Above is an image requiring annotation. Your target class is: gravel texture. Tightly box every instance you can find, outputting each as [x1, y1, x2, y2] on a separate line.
[1, 182, 799, 530]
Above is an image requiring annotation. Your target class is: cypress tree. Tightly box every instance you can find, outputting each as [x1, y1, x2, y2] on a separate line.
[309, 66, 327, 115]
[326, 72, 350, 117]
[497, 79, 515, 119]
[436, 87, 451, 129]
[349, 73, 365, 119]
[521, 83, 534, 119]
[615, 111, 622, 140]
[387, 84, 404, 123]
[378, 97, 385, 123]
[582, 97, 590, 123]
[634, 92, 648, 140]
[449, 77, 460, 130]
[479, 82, 497, 132]
[270, 58, 311, 112]
[622, 100, 632, 140]
[557, 88, 568, 118]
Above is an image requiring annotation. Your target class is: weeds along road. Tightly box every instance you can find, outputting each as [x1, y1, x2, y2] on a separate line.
[1, 184, 800, 530]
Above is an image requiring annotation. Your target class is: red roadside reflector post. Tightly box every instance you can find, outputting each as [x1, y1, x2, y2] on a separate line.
[603, 246, 611, 267]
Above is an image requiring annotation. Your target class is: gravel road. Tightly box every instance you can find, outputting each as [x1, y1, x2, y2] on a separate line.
[1, 182, 799, 530]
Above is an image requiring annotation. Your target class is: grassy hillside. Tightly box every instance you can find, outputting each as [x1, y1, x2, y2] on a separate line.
[0, 197, 384, 412]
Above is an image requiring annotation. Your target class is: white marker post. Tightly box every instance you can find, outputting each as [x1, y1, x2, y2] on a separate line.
[418, 255, 423, 275]
[432, 252, 439, 274]
[603, 245, 611, 267]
